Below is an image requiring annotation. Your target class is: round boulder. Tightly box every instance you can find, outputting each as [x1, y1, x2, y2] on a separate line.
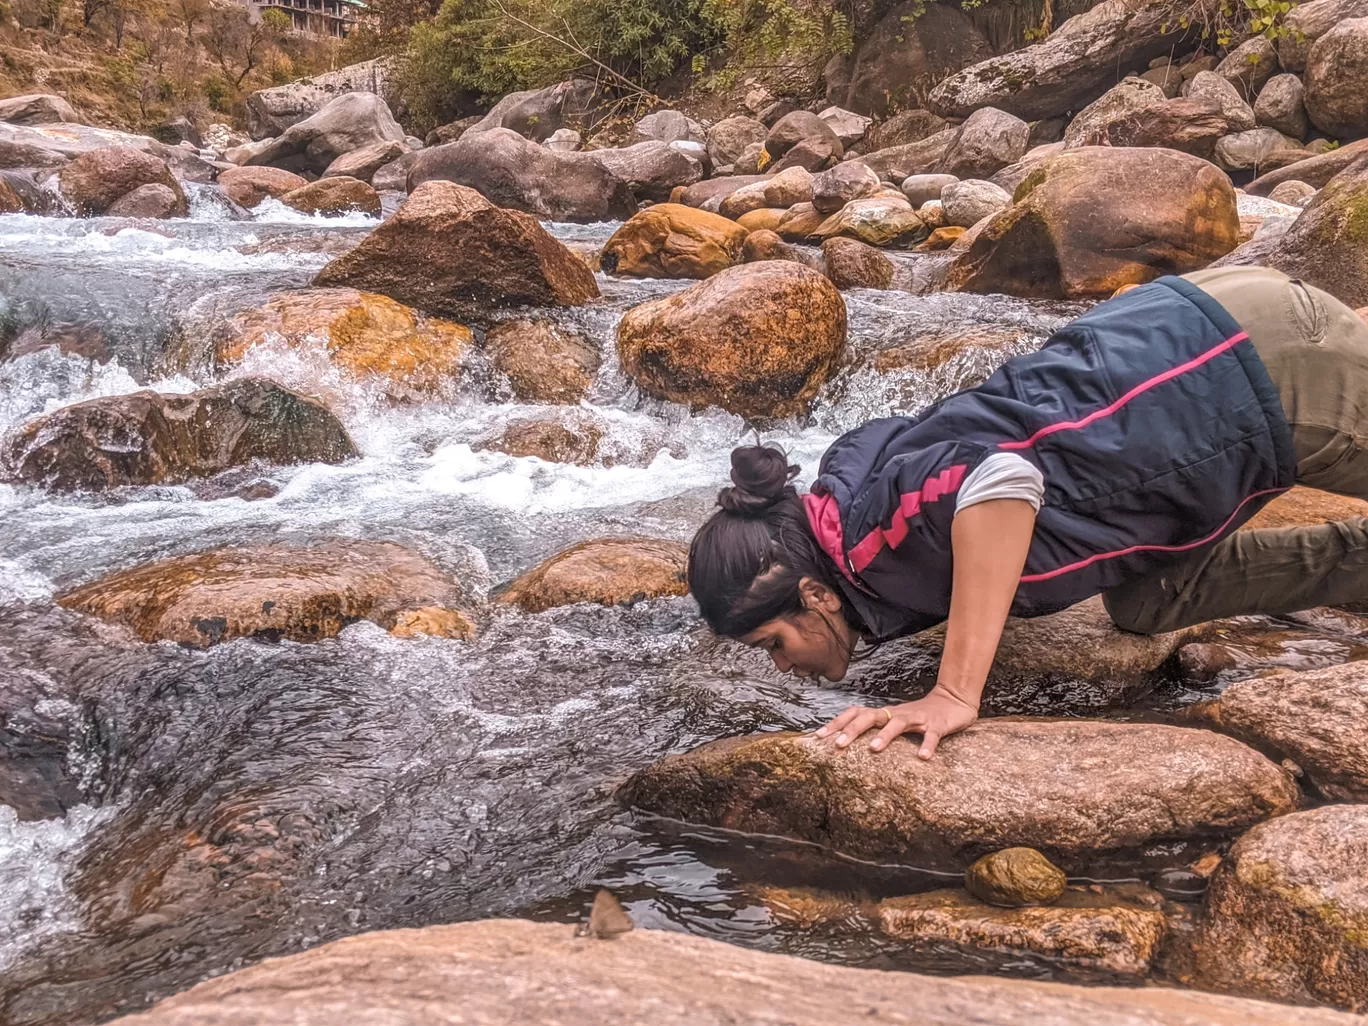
[600, 204, 748, 280]
[218, 165, 308, 208]
[616, 261, 847, 418]
[1305, 17, 1368, 139]
[1216, 36, 1279, 99]
[485, 319, 600, 404]
[939, 107, 1030, 179]
[280, 176, 381, 217]
[1267, 179, 1316, 205]
[965, 848, 1067, 907]
[706, 115, 767, 167]
[1064, 77, 1167, 148]
[811, 161, 881, 215]
[941, 179, 1011, 228]
[105, 183, 184, 219]
[901, 172, 958, 207]
[57, 145, 187, 217]
[1185, 71, 1257, 133]
[1255, 74, 1311, 141]
[820, 237, 895, 290]
[496, 538, 688, 612]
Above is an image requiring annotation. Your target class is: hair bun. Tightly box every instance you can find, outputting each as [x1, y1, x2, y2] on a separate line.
[717, 444, 799, 515]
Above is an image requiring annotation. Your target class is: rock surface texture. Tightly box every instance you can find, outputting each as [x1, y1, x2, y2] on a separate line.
[217, 166, 307, 208]
[600, 205, 748, 280]
[485, 320, 600, 404]
[58, 146, 187, 217]
[965, 847, 1068, 907]
[496, 539, 688, 613]
[1304, 17, 1368, 139]
[246, 92, 405, 176]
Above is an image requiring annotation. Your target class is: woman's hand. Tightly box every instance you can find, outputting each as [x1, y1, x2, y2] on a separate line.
[814, 685, 980, 759]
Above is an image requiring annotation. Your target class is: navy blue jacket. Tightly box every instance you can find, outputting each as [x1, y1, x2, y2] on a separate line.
[804, 276, 1297, 641]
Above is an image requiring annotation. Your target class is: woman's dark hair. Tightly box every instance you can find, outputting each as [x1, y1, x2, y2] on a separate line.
[688, 444, 855, 638]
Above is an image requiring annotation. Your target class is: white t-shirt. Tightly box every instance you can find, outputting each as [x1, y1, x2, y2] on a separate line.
[954, 452, 1044, 514]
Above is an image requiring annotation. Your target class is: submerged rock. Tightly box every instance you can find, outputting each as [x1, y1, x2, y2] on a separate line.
[600, 204, 748, 280]
[620, 720, 1296, 871]
[485, 319, 600, 404]
[57, 145, 187, 217]
[280, 176, 381, 217]
[217, 165, 307, 208]
[965, 848, 1067, 907]
[313, 181, 599, 321]
[478, 411, 606, 466]
[616, 261, 847, 418]
[1, 378, 355, 490]
[57, 540, 469, 647]
[496, 538, 688, 613]
[1191, 805, 1368, 1011]
[219, 288, 473, 401]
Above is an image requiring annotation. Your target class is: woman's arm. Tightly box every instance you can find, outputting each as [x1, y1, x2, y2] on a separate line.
[820, 498, 1037, 758]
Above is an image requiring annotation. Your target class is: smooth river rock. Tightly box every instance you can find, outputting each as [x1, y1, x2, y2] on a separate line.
[965, 847, 1068, 907]
[245, 92, 405, 176]
[600, 204, 748, 280]
[496, 538, 688, 613]
[216, 165, 307, 208]
[313, 181, 599, 322]
[484, 319, 600, 404]
[616, 261, 847, 418]
[620, 720, 1297, 871]
[58, 145, 187, 217]
[279, 176, 381, 217]
[58, 540, 470, 647]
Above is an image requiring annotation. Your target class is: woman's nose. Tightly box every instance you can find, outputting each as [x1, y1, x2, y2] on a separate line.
[770, 651, 791, 673]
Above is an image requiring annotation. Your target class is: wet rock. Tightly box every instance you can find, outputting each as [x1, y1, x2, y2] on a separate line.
[914, 198, 945, 229]
[1214, 128, 1298, 173]
[478, 411, 605, 466]
[735, 208, 788, 232]
[600, 204, 748, 280]
[927, 0, 1215, 121]
[59, 539, 467, 647]
[0, 172, 24, 213]
[370, 151, 420, 193]
[280, 176, 381, 217]
[941, 179, 1011, 228]
[246, 92, 405, 176]
[1064, 77, 1168, 148]
[1255, 74, 1310, 141]
[1201, 660, 1368, 801]
[57, 145, 187, 217]
[775, 202, 827, 241]
[855, 127, 958, 183]
[464, 79, 596, 143]
[718, 167, 813, 218]
[817, 107, 871, 149]
[617, 261, 846, 418]
[1216, 36, 1279, 99]
[621, 719, 1296, 871]
[321, 139, 407, 183]
[1185, 72, 1257, 133]
[485, 319, 600, 404]
[1246, 137, 1368, 195]
[1267, 179, 1316, 205]
[948, 147, 1240, 299]
[879, 889, 1166, 976]
[706, 115, 767, 167]
[586, 142, 704, 204]
[219, 288, 473, 401]
[313, 181, 599, 321]
[1279, 0, 1368, 72]
[812, 196, 924, 247]
[901, 172, 957, 206]
[497, 538, 688, 612]
[811, 161, 881, 214]
[820, 237, 895, 290]
[217, 165, 307, 208]
[0, 93, 80, 125]
[1152, 868, 1208, 901]
[923, 225, 965, 250]
[939, 107, 1030, 180]
[104, 183, 183, 219]
[390, 606, 476, 640]
[408, 128, 636, 223]
[1105, 99, 1228, 161]
[764, 111, 843, 164]
[965, 848, 1067, 907]
[1192, 805, 1368, 1011]
[741, 228, 804, 264]
[1305, 18, 1368, 139]
[2, 378, 355, 490]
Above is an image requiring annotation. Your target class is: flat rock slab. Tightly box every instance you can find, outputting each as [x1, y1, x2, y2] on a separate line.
[496, 538, 688, 613]
[106, 919, 1366, 1026]
[620, 721, 1297, 870]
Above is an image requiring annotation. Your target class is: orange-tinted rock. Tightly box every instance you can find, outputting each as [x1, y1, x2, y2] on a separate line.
[58, 145, 187, 216]
[390, 606, 477, 640]
[820, 237, 895, 289]
[58, 540, 469, 647]
[871, 326, 1024, 374]
[965, 847, 1067, 907]
[736, 208, 788, 232]
[922, 225, 965, 250]
[1244, 486, 1368, 529]
[812, 196, 924, 247]
[218, 165, 308, 208]
[280, 176, 381, 217]
[600, 204, 748, 280]
[0, 174, 22, 213]
[616, 261, 847, 418]
[775, 202, 827, 241]
[497, 538, 688, 613]
[485, 319, 600, 404]
[477, 411, 604, 466]
[219, 288, 474, 401]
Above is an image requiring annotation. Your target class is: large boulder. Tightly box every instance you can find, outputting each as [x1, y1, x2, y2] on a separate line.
[820, 237, 896, 290]
[616, 261, 846, 418]
[313, 181, 599, 321]
[1192, 805, 1368, 1011]
[246, 92, 405, 176]
[0, 93, 80, 125]
[1304, 17, 1368, 139]
[57, 540, 469, 647]
[838, 2, 994, 117]
[244, 58, 392, 139]
[927, 0, 1216, 121]
[1254, 74, 1311, 140]
[106, 184, 183, 219]
[718, 166, 814, 218]
[1279, 0, 1368, 73]
[764, 111, 843, 163]
[218, 289, 473, 401]
[584, 142, 703, 203]
[321, 138, 407, 183]
[280, 176, 381, 217]
[1246, 137, 1368, 194]
[855, 127, 958, 182]
[1185, 71, 1257, 132]
[938, 107, 1030, 179]
[631, 110, 704, 145]
[1214, 128, 1298, 173]
[217, 165, 307, 208]
[818, 106, 871, 149]
[600, 204, 747, 280]
[1, 379, 355, 491]
[947, 147, 1240, 299]
[57, 146, 186, 217]
[867, 110, 950, 151]
[811, 161, 882, 214]
[464, 79, 596, 143]
[705, 115, 767, 167]
[620, 720, 1296, 871]
[1063, 77, 1168, 147]
[941, 179, 1011, 228]
[407, 128, 637, 222]
[497, 538, 688, 612]
[677, 175, 768, 211]
[0, 121, 215, 180]
[485, 319, 600, 404]
[1104, 98, 1230, 159]
[1216, 36, 1279, 99]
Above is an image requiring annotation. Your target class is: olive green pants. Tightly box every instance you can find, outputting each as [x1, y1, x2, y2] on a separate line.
[1103, 266, 1368, 634]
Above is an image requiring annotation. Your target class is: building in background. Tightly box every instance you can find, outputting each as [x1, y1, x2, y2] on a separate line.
[238, 0, 367, 38]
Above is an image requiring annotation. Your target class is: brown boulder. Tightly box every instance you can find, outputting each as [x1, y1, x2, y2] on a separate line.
[1246, 137, 1368, 195]
[497, 538, 688, 613]
[0, 173, 22, 214]
[1192, 805, 1368, 1011]
[600, 205, 748, 280]
[58, 540, 469, 648]
[1304, 17, 1368, 139]
[57, 145, 187, 216]
[1103, 98, 1230, 160]
[676, 175, 768, 211]
[735, 208, 787, 232]
[965, 847, 1067, 907]
[1255, 74, 1311, 141]
[718, 167, 813, 219]
[866, 110, 950, 152]
[764, 111, 843, 163]
[218, 165, 308, 208]
[948, 147, 1240, 299]
[485, 319, 600, 403]
[923, 225, 965, 250]
[776, 202, 827, 241]
[104, 183, 183, 219]
[855, 127, 958, 182]
[616, 262, 847, 418]
[820, 237, 895, 290]
[620, 719, 1297, 871]
[313, 181, 599, 321]
[811, 161, 882, 214]
[1216, 36, 1279, 99]
[321, 139, 407, 183]
[218, 288, 474, 401]
[280, 176, 381, 217]
[1, 378, 355, 491]
[705, 115, 767, 167]
[478, 411, 604, 466]
[741, 229, 806, 265]
[812, 197, 924, 247]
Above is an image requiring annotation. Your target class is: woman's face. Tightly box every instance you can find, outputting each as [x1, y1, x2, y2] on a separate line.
[738, 578, 855, 682]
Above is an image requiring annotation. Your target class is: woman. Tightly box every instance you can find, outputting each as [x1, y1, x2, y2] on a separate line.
[688, 266, 1368, 759]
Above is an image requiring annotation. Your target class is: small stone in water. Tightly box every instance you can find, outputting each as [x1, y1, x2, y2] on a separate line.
[1152, 868, 1209, 902]
[964, 847, 1067, 907]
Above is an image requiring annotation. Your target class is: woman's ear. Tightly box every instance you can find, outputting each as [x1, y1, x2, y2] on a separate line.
[798, 576, 843, 614]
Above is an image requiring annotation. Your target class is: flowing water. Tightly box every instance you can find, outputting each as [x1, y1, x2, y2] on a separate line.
[0, 197, 1275, 1022]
